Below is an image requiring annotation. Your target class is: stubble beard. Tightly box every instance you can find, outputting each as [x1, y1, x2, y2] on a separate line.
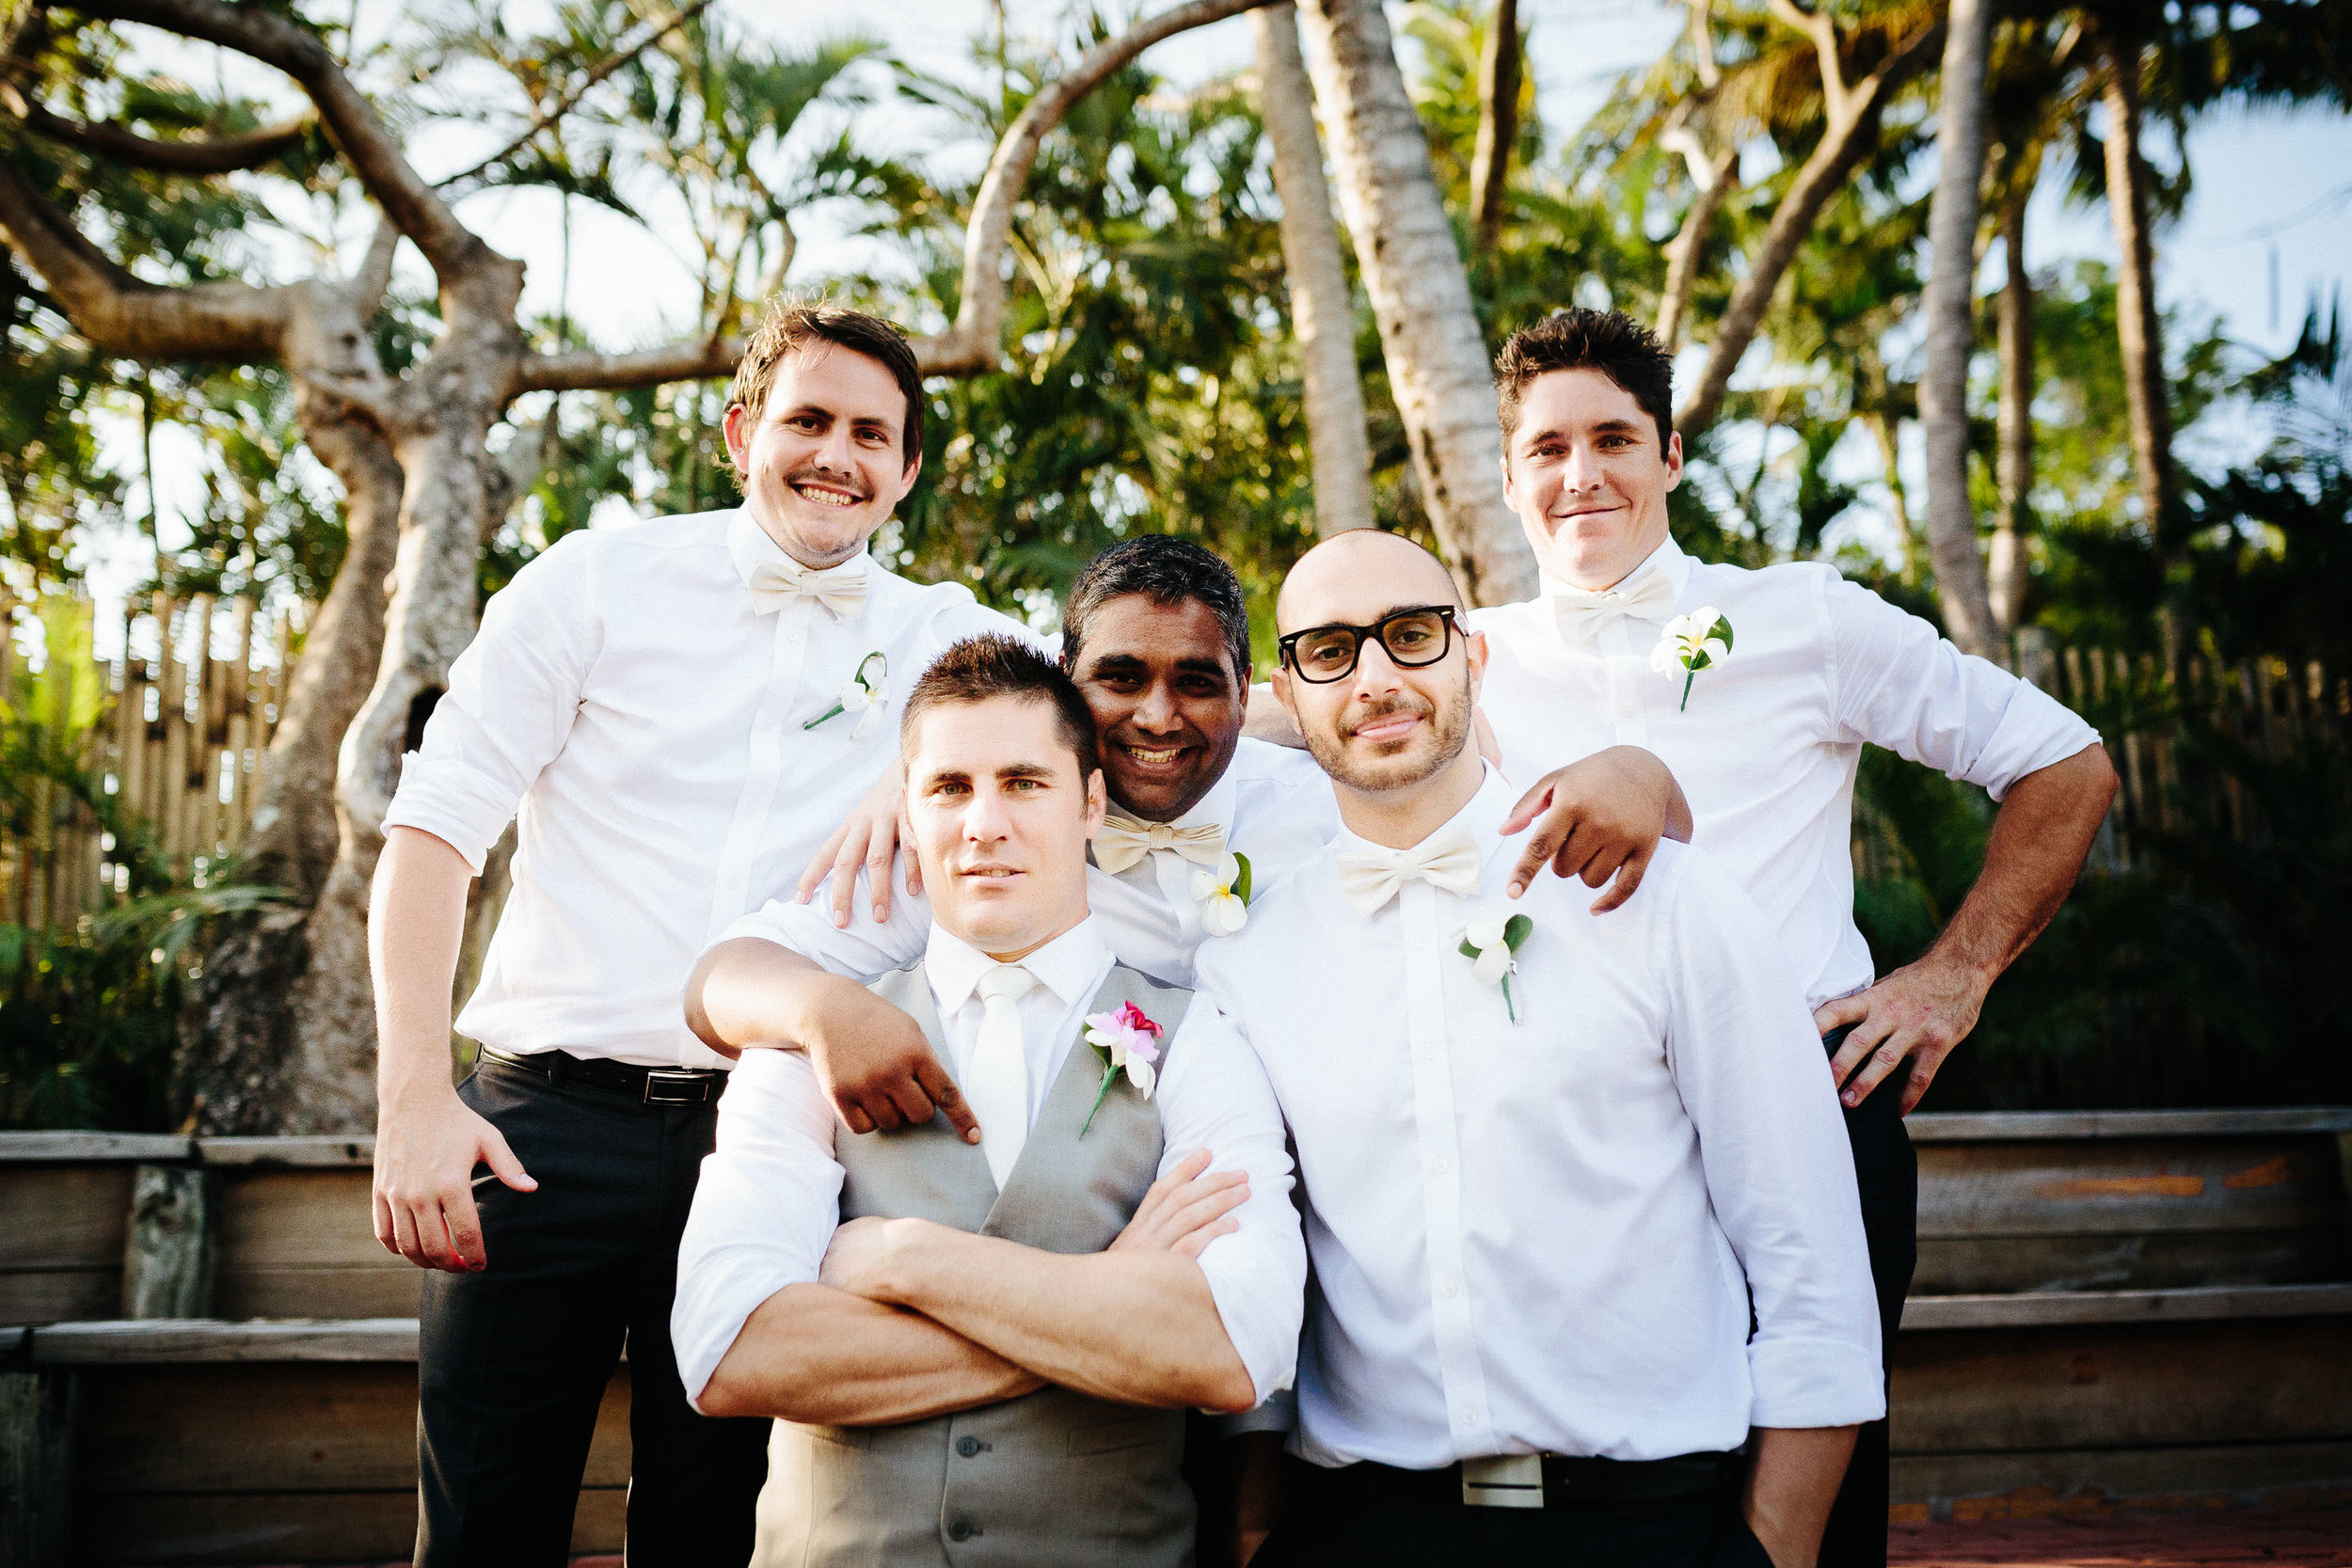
[1302, 670, 1474, 797]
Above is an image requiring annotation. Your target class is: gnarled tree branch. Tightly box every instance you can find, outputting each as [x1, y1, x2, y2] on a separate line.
[1, 79, 311, 174]
[80, 0, 481, 277]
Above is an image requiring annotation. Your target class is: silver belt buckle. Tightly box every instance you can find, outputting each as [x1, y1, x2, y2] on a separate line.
[643, 1068, 709, 1104]
[1461, 1452, 1545, 1509]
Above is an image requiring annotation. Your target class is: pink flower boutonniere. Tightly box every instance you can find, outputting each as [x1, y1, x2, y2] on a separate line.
[1079, 1001, 1164, 1136]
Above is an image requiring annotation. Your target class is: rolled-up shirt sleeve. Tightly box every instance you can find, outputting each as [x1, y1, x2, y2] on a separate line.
[1826, 574, 2099, 801]
[671, 1050, 845, 1409]
[709, 863, 930, 979]
[381, 532, 601, 871]
[1152, 998, 1308, 1409]
[1656, 850, 1885, 1430]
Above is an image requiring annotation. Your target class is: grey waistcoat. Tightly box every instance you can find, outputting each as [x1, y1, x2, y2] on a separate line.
[752, 960, 1197, 1568]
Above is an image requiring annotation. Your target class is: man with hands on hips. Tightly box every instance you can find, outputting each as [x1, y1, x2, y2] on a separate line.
[672, 635, 1307, 1568]
[1468, 309, 2119, 1566]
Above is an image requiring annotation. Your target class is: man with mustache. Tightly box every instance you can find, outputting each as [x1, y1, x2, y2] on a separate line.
[671, 634, 1307, 1567]
[1200, 530, 1883, 1568]
[698, 535, 1690, 1143]
[1470, 309, 2118, 1566]
[369, 302, 1026, 1566]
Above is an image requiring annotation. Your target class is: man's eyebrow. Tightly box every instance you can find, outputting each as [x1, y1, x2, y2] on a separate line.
[1174, 657, 1232, 679]
[995, 761, 1058, 782]
[919, 766, 972, 787]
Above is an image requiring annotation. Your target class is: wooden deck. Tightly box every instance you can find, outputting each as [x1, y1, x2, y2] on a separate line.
[5, 1109, 2349, 1564]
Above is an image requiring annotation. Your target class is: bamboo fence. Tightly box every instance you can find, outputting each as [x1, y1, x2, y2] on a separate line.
[1, 591, 302, 930]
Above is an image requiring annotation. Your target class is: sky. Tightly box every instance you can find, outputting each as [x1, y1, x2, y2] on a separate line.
[52, 0, 2352, 656]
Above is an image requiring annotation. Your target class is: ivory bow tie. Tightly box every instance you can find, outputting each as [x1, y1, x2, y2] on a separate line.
[1092, 814, 1227, 875]
[746, 555, 868, 619]
[1549, 569, 1677, 644]
[1334, 828, 1485, 916]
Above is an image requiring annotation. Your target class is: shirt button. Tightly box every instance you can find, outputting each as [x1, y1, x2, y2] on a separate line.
[1439, 1278, 1460, 1299]
[956, 1436, 985, 1457]
[1461, 1409, 1481, 1426]
[1431, 1157, 1451, 1175]
[947, 1520, 978, 1542]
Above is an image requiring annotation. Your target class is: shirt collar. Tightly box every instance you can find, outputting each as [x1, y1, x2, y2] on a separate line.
[1327, 763, 1518, 878]
[924, 915, 1115, 1017]
[1536, 531, 1691, 605]
[723, 510, 873, 602]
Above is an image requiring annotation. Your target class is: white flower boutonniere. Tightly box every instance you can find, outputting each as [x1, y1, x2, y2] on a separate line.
[1650, 607, 1734, 712]
[1458, 912, 1534, 1023]
[1079, 1002, 1165, 1136]
[1187, 850, 1253, 939]
[805, 650, 888, 738]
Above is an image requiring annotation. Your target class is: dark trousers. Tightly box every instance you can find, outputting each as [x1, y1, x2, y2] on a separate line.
[415, 1058, 771, 1568]
[1818, 1025, 1918, 1568]
[1258, 1459, 1772, 1568]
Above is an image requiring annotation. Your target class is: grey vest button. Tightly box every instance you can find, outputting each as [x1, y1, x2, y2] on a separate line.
[956, 1436, 987, 1457]
[947, 1519, 978, 1542]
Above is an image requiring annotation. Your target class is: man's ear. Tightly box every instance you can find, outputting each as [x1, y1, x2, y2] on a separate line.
[889, 448, 923, 507]
[1500, 450, 1518, 510]
[1662, 431, 1684, 492]
[1083, 768, 1107, 832]
[721, 401, 754, 477]
[1464, 628, 1489, 705]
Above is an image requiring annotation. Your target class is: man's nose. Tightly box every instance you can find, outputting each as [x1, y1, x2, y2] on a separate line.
[1562, 439, 1603, 492]
[1347, 635, 1407, 700]
[1132, 679, 1179, 733]
[813, 420, 859, 473]
[963, 786, 1012, 841]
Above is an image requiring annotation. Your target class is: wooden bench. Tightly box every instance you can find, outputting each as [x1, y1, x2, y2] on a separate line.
[5, 1110, 2349, 1560]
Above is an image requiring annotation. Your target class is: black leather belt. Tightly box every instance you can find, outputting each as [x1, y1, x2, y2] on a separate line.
[478, 1047, 727, 1105]
[1297, 1449, 1741, 1513]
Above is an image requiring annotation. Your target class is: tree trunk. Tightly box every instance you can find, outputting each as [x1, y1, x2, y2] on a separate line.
[1254, 3, 1375, 538]
[1467, 0, 1519, 260]
[278, 255, 527, 1133]
[2098, 26, 2183, 667]
[176, 274, 405, 1134]
[1674, 20, 1939, 442]
[1295, 0, 1536, 604]
[1918, 0, 2001, 663]
[1989, 183, 2034, 636]
[1655, 144, 1736, 353]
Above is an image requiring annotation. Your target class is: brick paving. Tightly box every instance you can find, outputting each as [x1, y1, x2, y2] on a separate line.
[1890, 1509, 2352, 1567]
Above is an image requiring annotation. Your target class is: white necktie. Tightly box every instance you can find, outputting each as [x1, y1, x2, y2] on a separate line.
[1549, 567, 1677, 644]
[967, 965, 1038, 1189]
[1333, 828, 1485, 917]
[1091, 813, 1228, 875]
[745, 554, 868, 619]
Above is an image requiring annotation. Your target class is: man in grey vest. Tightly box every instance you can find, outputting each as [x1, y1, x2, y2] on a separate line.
[673, 633, 1308, 1567]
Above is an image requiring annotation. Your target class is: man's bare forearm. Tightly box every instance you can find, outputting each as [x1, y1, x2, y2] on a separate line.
[698, 1282, 1042, 1425]
[686, 937, 850, 1052]
[371, 827, 474, 1105]
[860, 1220, 1255, 1413]
[1927, 744, 2117, 981]
[1743, 1424, 1859, 1568]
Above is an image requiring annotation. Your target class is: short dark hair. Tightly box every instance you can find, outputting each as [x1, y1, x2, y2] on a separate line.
[1494, 309, 1675, 451]
[901, 634, 1101, 781]
[728, 297, 925, 469]
[1063, 536, 1251, 681]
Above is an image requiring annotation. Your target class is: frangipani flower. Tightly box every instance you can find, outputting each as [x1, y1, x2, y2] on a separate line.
[1080, 1001, 1166, 1134]
[1650, 607, 1734, 712]
[1457, 912, 1534, 1023]
[805, 650, 889, 737]
[1188, 850, 1253, 939]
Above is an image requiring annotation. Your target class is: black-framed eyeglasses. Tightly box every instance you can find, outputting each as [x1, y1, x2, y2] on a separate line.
[1279, 606, 1460, 685]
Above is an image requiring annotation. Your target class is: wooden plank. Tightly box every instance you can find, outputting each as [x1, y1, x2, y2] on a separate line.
[213, 1167, 412, 1318]
[1, 1164, 135, 1270]
[0, 1133, 195, 1164]
[1914, 1227, 2350, 1294]
[0, 1270, 123, 1327]
[75, 1486, 627, 1565]
[196, 1134, 373, 1167]
[1900, 1282, 2352, 1331]
[213, 1267, 421, 1323]
[1915, 1136, 2344, 1239]
[1891, 1440, 2352, 1518]
[0, 1370, 77, 1568]
[1908, 1107, 2352, 1141]
[120, 1166, 215, 1320]
[72, 1363, 630, 1492]
[1890, 1316, 2352, 1453]
[30, 1318, 421, 1365]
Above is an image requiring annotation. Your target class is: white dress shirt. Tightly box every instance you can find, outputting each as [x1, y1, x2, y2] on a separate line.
[671, 917, 1309, 1412]
[1470, 534, 2100, 1008]
[381, 509, 1021, 1067]
[1191, 768, 1885, 1469]
[715, 737, 1338, 989]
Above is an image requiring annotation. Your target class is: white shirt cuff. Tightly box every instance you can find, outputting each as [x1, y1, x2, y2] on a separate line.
[671, 1249, 808, 1413]
[1195, 1241, 1301, 1410]
[381, 752, 516, 875]
[1962, 684, 2101, 802]
[1746, 1335, 1887, 1430]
